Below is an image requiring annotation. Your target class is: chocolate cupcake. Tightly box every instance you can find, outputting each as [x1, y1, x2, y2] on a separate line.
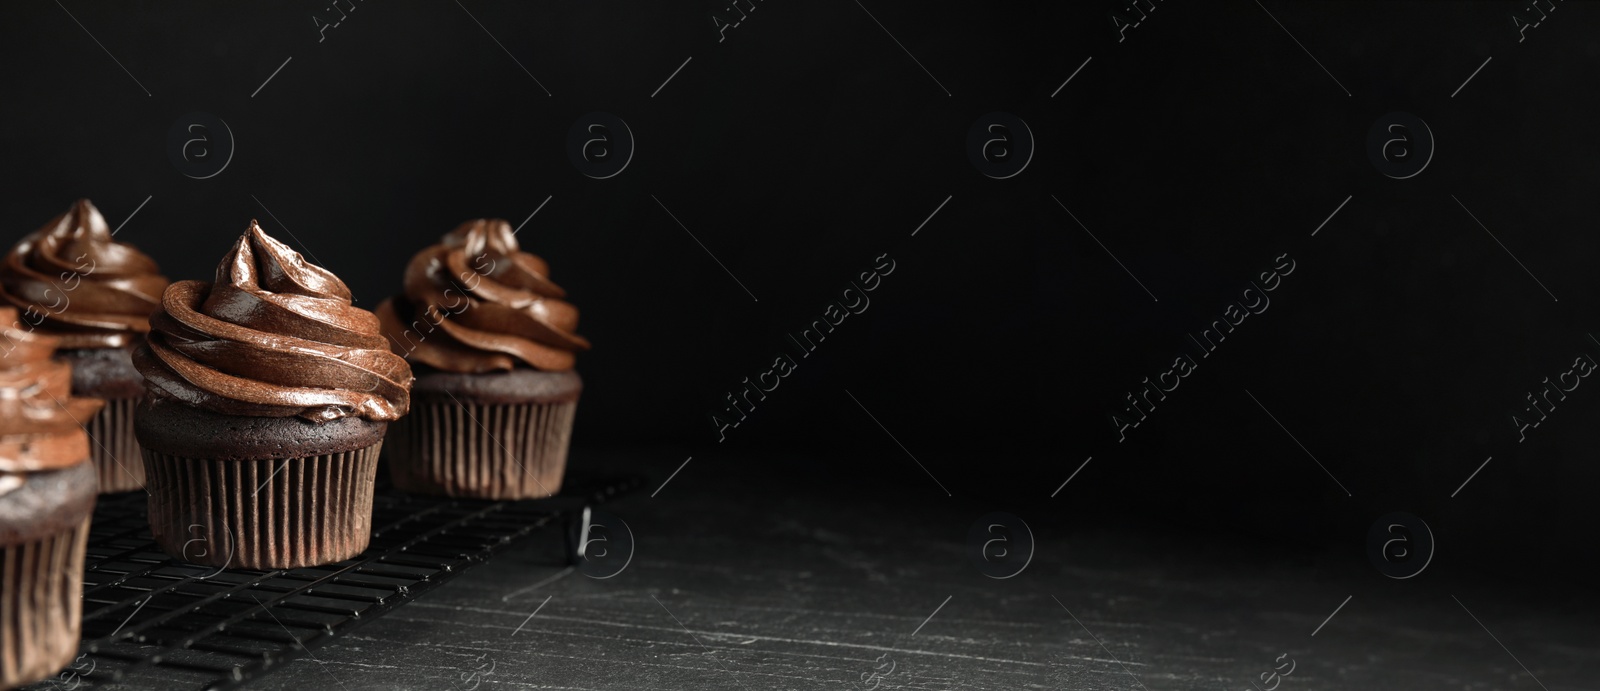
[0, 199, 169, 493]
[0, 307, 103, 688]
[133, 222, 411, 569]
[376, 219, 589, 499]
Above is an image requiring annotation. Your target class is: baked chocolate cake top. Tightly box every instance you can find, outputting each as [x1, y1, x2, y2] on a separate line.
[0, 461, 96, 546]
[134, 221, 412, 423]
[410, 365, 582, 405]
[58, 345, 144, 399]
[134, 395, 387, 461]
[0, 199, 169, 349]
[0, 306, 104, 543]
[376, 219, 589, 374]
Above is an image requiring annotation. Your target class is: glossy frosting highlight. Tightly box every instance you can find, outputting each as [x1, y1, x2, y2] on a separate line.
[0, 307, 103, 497]
[376, 219, 589, 373]
[135, 222, 411, 422]
[0, 199, 169, 349]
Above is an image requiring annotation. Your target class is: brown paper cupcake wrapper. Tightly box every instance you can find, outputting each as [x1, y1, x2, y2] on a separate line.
[387, 398, 576, 500]
[1, 517, 90, 689]
[143, 444, 382, 570]
[85, 396, 144, 494]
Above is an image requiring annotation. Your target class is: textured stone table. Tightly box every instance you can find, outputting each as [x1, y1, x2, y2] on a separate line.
[219, 450, 1598, 691]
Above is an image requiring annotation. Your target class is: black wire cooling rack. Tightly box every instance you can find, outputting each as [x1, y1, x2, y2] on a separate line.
[21, 472, 642, 691]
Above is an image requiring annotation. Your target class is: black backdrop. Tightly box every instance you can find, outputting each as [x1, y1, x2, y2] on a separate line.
[3, 1, 1597, 593]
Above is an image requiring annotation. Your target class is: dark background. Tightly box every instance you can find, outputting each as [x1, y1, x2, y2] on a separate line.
[2, 0, 1597, 602]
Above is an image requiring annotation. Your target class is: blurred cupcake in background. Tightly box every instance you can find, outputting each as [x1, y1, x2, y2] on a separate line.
[0, 199, 169, 493]
[0, 306, 103, 688]
[376, 219, 589, 499]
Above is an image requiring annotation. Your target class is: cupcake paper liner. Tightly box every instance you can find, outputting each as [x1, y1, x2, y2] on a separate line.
[143, 444, 382, 570]
[0, 517, 90, 689]
[85, 396, 143, 493]
[387, 398, 576, 500]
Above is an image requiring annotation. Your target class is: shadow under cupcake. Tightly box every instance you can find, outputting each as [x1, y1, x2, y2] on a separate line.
[376, 218, 590, 500]
[133, 221, 412, 570]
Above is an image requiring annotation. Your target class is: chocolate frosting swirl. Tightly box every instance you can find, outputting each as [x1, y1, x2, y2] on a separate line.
[0, 307, 103, 497]
[0, 199, 169, 349]
[134, 222, 411, 422]
[376, 219, 589, 373]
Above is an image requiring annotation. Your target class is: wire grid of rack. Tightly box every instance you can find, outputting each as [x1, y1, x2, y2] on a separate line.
[20, 473, 642, 691]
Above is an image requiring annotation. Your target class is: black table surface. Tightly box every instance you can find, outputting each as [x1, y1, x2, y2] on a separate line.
[91, 448, 1598, 691]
